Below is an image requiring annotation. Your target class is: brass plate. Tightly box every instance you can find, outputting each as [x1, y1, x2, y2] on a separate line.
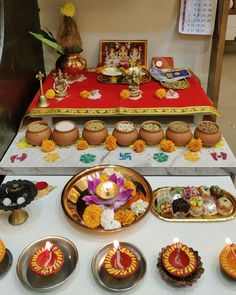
[160, 79, 189, 89]
[97, 73, 151, 84]
[61, 165, 153, 232]
[151, 187, 236, 222]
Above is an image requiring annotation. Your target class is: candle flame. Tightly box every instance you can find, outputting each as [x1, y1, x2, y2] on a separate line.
[113, 240, 120, 250]
[173, 237, 180, 244]
[225, 238, 233, 246]
[45, 241, 53, 251]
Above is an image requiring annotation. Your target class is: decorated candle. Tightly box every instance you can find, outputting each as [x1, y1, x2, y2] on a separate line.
[162, 238, 197, 278]
[29, 241, 64, 276]
[104, 240, 139, 278]
[220, 238, 236, 279]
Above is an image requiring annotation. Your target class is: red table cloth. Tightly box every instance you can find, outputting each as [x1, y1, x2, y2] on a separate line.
[26, 72, 218, 117]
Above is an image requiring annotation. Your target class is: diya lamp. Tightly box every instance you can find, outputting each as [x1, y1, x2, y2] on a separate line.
[219, 238, 236, 279]
[29, 241, 64, 276]
[161, 238, 197, 278]
[95, 182, 119, 200]
[0, 239, 13, 276]
[103, 240, 139, 278]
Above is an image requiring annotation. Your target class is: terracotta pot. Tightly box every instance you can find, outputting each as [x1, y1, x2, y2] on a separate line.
[166, 121, 192, 146]
[52, 121, 79, 146]
[139, 120, 164, 146]
[82, 120, 108, 145]
[55, 53, 87, 81]
[112, 121, 138, 146]
[25, 121, 52, 146]
[194, 121, 221, 147]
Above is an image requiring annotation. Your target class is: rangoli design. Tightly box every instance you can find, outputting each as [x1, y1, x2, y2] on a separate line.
[153, 152, 169, 163]
[80, 153, 96, 164]
[184, 151, 200, 162]
[44, 152, 60, 163]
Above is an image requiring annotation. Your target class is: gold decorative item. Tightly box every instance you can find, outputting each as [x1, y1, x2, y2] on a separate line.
[53, 69, 68, 98]
[160, 79, 189, 89]
[36, 71, 49, 108]
[127, 66, 141, 98]
[8, 208, 28, 225]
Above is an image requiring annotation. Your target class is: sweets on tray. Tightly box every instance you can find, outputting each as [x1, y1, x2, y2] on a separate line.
[153, 185, 236, 220]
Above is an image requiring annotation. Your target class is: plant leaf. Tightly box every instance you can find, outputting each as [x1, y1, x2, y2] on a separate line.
[29, 31, 65, 54]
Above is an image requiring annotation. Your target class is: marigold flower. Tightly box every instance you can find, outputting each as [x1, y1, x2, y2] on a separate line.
[76, 139, 89, 150]
[80, 90, 90, 98]
[45, 89, 56, 99]
[125, 191, 147, 207]
[124, 179, 136, 196]
[82, 204, 102, 228]
[133, 139, 145, 153]
[188, 138, 202, 152]
[155, 88, 166, 99]
[115, 209, 135, 226]
[120, 89, 131, 99]
[41, 139, 56, 153]
[160, 139, 175, 153]
[60, 2, 75, 17]
[105, 135, 117, 151]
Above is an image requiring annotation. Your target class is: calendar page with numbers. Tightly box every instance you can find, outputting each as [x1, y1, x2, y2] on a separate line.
[179, 0, 218, 35]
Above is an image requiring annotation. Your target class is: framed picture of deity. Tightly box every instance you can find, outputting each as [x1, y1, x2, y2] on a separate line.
[99, 40, 147, 68]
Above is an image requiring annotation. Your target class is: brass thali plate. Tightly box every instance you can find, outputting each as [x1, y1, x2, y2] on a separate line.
[61, 165, 153, 232]
[160, 79, 189, 89]
[151, 186, 236, 222]
[97, 73, 151, 84]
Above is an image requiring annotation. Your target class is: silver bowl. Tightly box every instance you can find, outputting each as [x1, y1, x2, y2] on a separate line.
[17, 236, 78, 292]
[91, 242, 146, 291]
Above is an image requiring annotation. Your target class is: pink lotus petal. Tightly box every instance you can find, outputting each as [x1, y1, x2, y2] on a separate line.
[87, 178, 100, 195]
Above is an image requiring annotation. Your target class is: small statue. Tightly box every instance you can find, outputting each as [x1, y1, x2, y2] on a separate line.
[127, 66, 141, 98]
[53, 69, 68, 98]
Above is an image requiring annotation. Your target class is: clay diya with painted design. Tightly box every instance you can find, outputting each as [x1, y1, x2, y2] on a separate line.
[220, 238, 236, 279]
[29, 241, 64, 276]
[103, 240, 139, 278]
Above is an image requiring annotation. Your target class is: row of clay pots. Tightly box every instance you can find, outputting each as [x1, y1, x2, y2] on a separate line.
[25, 119, 221, 148]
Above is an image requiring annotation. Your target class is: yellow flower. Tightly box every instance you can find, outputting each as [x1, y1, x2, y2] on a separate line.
[120, 89, 131, 99]
[155, 88, 166, 99]
[82, 204, 102, 228]
[45, 89, 56, 99]
[214, 139, 224, 148]
[184, 151, 200, 162]
[41, 139, 56, 153]
[17, 138, 33, 149]
[188, 138, 202, 152]
[100, 173, 109, 183]
[124, 179, 136, 196]
[76, 139, 89, 150]
[105, 135, 117, 151]
[115, 209, 135, 226]
[160, 139, 175, 153]
[60, 2, 75, 17]
[44, 152, 60, 162]
[133, 139, 145, 153]
[80, 90, 90, 99]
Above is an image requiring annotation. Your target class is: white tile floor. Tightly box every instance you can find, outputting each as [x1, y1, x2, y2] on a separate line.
[217, 53, 236, 156]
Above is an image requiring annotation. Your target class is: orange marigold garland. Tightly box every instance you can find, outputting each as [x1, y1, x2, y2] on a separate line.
[160, 139, 175, 153]
[41, 139, 56, 153]
[80, 90, 90, 98]
[120, 89, 131, 99]
[155, 88, 166, 99]
[82, 204, 102, 228]
[133, 139, 145, 153]
[105, 135, 117, 151]
[76, 139, 89, 150]
[115, 209, 135, 226]
[188, 138, 203, 152]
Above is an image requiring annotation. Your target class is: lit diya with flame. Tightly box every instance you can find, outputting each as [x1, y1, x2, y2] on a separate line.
[104, 240, 139, 278]
[220, 238, 236, 279]
[161, 238, 197, 278]
[29, 241, 64, 276]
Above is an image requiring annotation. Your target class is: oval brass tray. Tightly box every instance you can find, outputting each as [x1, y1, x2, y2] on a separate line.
[97, 73, 151, 84]
[61, 165, 153, 232]
[151, 186, 236, 222]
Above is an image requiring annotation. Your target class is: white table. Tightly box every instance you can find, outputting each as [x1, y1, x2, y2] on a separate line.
[1, 175, 236, 295]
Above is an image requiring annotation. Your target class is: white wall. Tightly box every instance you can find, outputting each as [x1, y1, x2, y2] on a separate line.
[38, 0, 212, 89]
[226, 15, 236, 40]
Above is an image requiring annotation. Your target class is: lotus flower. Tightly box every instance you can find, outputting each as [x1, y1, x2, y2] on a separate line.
[82, 173, 133, 211]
